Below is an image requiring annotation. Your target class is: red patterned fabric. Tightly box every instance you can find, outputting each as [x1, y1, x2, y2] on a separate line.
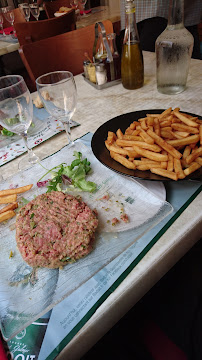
[0, 26, 13, 35]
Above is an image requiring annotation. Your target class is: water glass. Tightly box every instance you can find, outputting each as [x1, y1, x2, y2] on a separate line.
[0, 75, 39, 170]
[36, 71, 77, 146]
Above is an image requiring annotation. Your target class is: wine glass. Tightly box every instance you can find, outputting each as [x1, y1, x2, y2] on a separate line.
[0, 75, 39, 170]
[18, 3, 29, 15]
[79, 0, 87, 16]
[2, 7, 16, 36]
[36, 71, 77, 146]
[29, 4, 40, 21]
[21, 4, 30, 22]
[70, 0, 80, 20]
[0, 13, 6, 37]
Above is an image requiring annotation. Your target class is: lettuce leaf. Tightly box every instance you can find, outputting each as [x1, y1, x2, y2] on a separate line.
[1, 128, 14, 136]
[38, 152, 97, 193]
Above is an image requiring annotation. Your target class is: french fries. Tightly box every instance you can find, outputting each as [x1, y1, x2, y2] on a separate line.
[173, 109, 199, 128]
[0, 184, 33, 197]
[200, 125, 202, 145]
[0, 194, 17, 204]
[0, 202, 18, 214]
[151, 168, 178, 181]
[0, 184, 33, 222]
[105, 108, 201, 181]
[0, 210, 16, 223]
[110, 151, 136, 170]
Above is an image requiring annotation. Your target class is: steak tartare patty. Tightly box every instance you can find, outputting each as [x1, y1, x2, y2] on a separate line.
[16, 191, 98, 268]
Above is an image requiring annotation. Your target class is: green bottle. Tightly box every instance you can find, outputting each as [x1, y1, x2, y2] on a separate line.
[121, 0, 144, 90]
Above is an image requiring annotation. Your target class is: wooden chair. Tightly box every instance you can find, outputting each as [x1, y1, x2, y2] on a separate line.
[18, 20, 114, 91]
[43, 0, 72, 19]
[14, 9, 76, 46]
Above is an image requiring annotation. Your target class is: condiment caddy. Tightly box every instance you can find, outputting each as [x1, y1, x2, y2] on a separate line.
[82, 73, 121, 90]
[82, 21, 121, 90]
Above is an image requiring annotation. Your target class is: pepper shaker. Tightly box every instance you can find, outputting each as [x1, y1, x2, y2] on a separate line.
[83, 60, 90, 79]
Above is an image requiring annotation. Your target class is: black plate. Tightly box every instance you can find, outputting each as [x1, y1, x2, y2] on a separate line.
[91, 109, 202, 182]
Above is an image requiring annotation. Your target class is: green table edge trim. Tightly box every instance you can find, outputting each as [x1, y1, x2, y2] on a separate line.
[47, 183, 202, 360]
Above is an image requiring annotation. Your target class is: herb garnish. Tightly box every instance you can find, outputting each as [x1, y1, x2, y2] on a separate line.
[38, 152, 97, 193]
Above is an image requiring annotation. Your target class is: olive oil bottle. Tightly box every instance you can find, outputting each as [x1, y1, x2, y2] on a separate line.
[121, 0, 144, 90]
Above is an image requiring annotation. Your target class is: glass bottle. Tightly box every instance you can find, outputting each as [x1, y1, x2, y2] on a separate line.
[155, 0, 194, 95]
[107, 33, 121, 80]
[121, 0, 144, 90]
[95, 32, 108, 61]
[94, 30, 115, 82]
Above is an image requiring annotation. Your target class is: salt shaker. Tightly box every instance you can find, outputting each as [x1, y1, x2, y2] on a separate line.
[95, 63, 107, 86]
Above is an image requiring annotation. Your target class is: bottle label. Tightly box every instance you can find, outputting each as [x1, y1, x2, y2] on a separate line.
[126, 7, 136, 14]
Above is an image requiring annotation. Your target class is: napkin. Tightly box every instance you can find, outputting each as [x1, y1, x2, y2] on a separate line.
[80, 8, 91, 15]
[0, 26, 14, 35]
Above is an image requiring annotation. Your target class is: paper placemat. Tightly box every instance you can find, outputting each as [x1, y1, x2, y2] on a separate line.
[0, 140, 172, 340]
[3, 134, 201, 360]
[0, 107, 79, 166]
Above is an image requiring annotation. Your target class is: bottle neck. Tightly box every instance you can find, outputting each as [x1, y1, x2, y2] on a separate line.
[107, 33, 119, 56]
[167, 0, 184, 29]
[124, 4, 140, 44]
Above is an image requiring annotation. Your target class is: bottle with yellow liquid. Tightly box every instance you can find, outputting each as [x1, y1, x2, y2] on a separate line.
[121, 0, 144, 90]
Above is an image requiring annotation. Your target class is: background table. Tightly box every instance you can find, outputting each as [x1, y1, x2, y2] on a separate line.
[0, 5, 121, 57]
[1, 51, 202, 359]
[0, 37, 19, 56]
[77, 5, 121, 31]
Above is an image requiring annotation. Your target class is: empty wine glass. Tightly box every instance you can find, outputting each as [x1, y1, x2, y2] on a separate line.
[2, 6, 16, 36]
[70, 0, 80, 20]
[18, 3, 28, 15]
[29, 4, 40, 21]
[0, 75, 39, 170]
[21, 4, 30, 22]
[0, 13, 6, 37]
[70, 0, 79, 9]
[36, 71, 77, 146]
[79, 0, 87, 16]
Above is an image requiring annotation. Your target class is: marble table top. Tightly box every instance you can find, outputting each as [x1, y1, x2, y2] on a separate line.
[1, 51, 201, 359]
[2, 51, 202, 180]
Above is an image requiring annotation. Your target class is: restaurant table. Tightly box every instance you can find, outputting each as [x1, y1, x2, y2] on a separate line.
[0, 36, 19, 56]
[76, 5, 121, 30]
[1, 51, 202, 359]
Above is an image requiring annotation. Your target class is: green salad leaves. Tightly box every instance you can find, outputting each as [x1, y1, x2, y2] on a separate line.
[1, 128, 14, 137]
[1, 118, 35, 137]
[38, 151, 97, 193]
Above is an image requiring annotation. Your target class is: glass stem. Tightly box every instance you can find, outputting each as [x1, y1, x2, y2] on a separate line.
[63, 122, 73, 145]
[82, 4, 86, 16]
[11, 22, 16, 35]
[0, 25, 6, 36]
[21, 133, 38, 164]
